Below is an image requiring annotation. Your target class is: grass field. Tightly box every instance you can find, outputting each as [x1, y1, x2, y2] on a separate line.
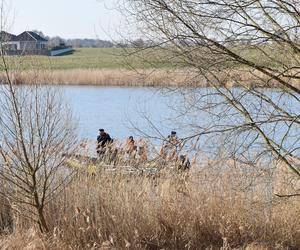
[5, 48, 128, 70]
[4, 48, 170, 71]
[44, 48, 128, 70]
[3, 45, 299, 71]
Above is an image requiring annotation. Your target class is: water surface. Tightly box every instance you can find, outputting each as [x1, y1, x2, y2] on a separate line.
[63, 85, 299, 158]
[64, 86, 178, 140]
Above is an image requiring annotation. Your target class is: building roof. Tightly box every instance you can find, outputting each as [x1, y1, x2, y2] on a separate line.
[0, 31, 17, 42]
[16, 31, 48, 42]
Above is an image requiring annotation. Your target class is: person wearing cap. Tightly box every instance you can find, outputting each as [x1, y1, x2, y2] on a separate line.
[167, 131, 179, 145]
[96, 129, 112, 155]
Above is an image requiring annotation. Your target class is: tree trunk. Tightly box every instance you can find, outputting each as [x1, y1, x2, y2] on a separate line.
[37, 206, 49, 233]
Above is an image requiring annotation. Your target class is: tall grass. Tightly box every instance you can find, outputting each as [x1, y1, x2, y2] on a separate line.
[0, 69, 184, 87]
[0, 68, 299, 88]
[0, 157, 299, 249]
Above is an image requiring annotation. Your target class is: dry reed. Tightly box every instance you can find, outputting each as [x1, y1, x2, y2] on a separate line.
[1, 156, 299, 250]
[0, 68, 299, 88]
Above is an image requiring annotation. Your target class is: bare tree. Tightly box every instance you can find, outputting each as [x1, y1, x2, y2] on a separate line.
[0, 82, 77, 232]
[121, 0, 300, 195]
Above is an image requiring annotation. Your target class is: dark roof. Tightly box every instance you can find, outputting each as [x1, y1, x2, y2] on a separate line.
[16, 31, 48, 42]
[0, 31, 17, 42]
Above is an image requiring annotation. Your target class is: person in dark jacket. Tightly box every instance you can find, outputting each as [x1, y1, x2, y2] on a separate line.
[97, 129, 112, 155]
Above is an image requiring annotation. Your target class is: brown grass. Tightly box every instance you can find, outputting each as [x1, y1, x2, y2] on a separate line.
[0, 157, 299, 250]
[0, 68, 299, 88]
[0, 69, 186, 87]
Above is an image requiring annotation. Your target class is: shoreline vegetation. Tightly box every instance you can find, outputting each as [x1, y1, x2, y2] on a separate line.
[0, 135, 299, 249]
[0, 68, 299, 88]
[1, 155, 300, 249]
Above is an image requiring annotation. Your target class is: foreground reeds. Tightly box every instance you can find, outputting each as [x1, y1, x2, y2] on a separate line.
[0, 156, 299, 250]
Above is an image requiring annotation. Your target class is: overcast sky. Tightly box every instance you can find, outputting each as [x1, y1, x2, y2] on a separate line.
[7, 0, 124, 39]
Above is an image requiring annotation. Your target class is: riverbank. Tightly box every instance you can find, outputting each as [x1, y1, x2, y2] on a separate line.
[1, 68, 299, 88]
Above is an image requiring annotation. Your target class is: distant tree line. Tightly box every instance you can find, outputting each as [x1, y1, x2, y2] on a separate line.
[32, 30, 149, 48]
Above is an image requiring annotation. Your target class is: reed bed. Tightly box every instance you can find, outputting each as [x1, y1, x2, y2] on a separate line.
[0, 156, 299, 250]
[0, 69, 185, 87]
[0, 68, 299, 88]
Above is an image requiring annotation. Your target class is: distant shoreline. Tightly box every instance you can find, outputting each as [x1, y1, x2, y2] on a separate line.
[0, 68, 298, 88]
[0, 48, 297, 88]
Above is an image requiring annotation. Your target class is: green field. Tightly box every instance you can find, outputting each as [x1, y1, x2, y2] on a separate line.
[4, 48, 127, 71]
[3, 48, 171, 71]
[45, 48, 128, 69]
[2, 45, 298, 72]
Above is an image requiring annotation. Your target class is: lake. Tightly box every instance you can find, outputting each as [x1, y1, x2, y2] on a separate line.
[0, 84, 298, 157]
[64, 86, 183, 141]
[63, 85, 299, 158]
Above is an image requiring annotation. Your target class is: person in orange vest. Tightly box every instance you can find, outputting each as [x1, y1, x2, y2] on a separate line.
[125, 136, 137, 159]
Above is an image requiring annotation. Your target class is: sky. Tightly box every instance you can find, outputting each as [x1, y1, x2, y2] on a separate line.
[6, 0, 125, 40]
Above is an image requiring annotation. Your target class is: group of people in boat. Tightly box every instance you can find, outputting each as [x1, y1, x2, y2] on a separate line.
[96, 128, 190, 169]
[96, 128, 149, 162]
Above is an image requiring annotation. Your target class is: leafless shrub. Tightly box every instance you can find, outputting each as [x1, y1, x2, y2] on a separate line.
[0, 82, 77, 233]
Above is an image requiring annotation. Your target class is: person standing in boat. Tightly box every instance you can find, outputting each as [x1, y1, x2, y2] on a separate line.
[160, 131, 180, 160]
[138, 139, 148, 163]
[167, 131, 180, 146]
[125, 136, 137, 160]
[96, 128, 112, 155]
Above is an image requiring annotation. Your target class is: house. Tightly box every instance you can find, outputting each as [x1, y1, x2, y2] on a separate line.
[0, 30, 74, 56]
[0, 31, 18, 50]
[16, 31, 48, 51]
[0, 30, 48, 54]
